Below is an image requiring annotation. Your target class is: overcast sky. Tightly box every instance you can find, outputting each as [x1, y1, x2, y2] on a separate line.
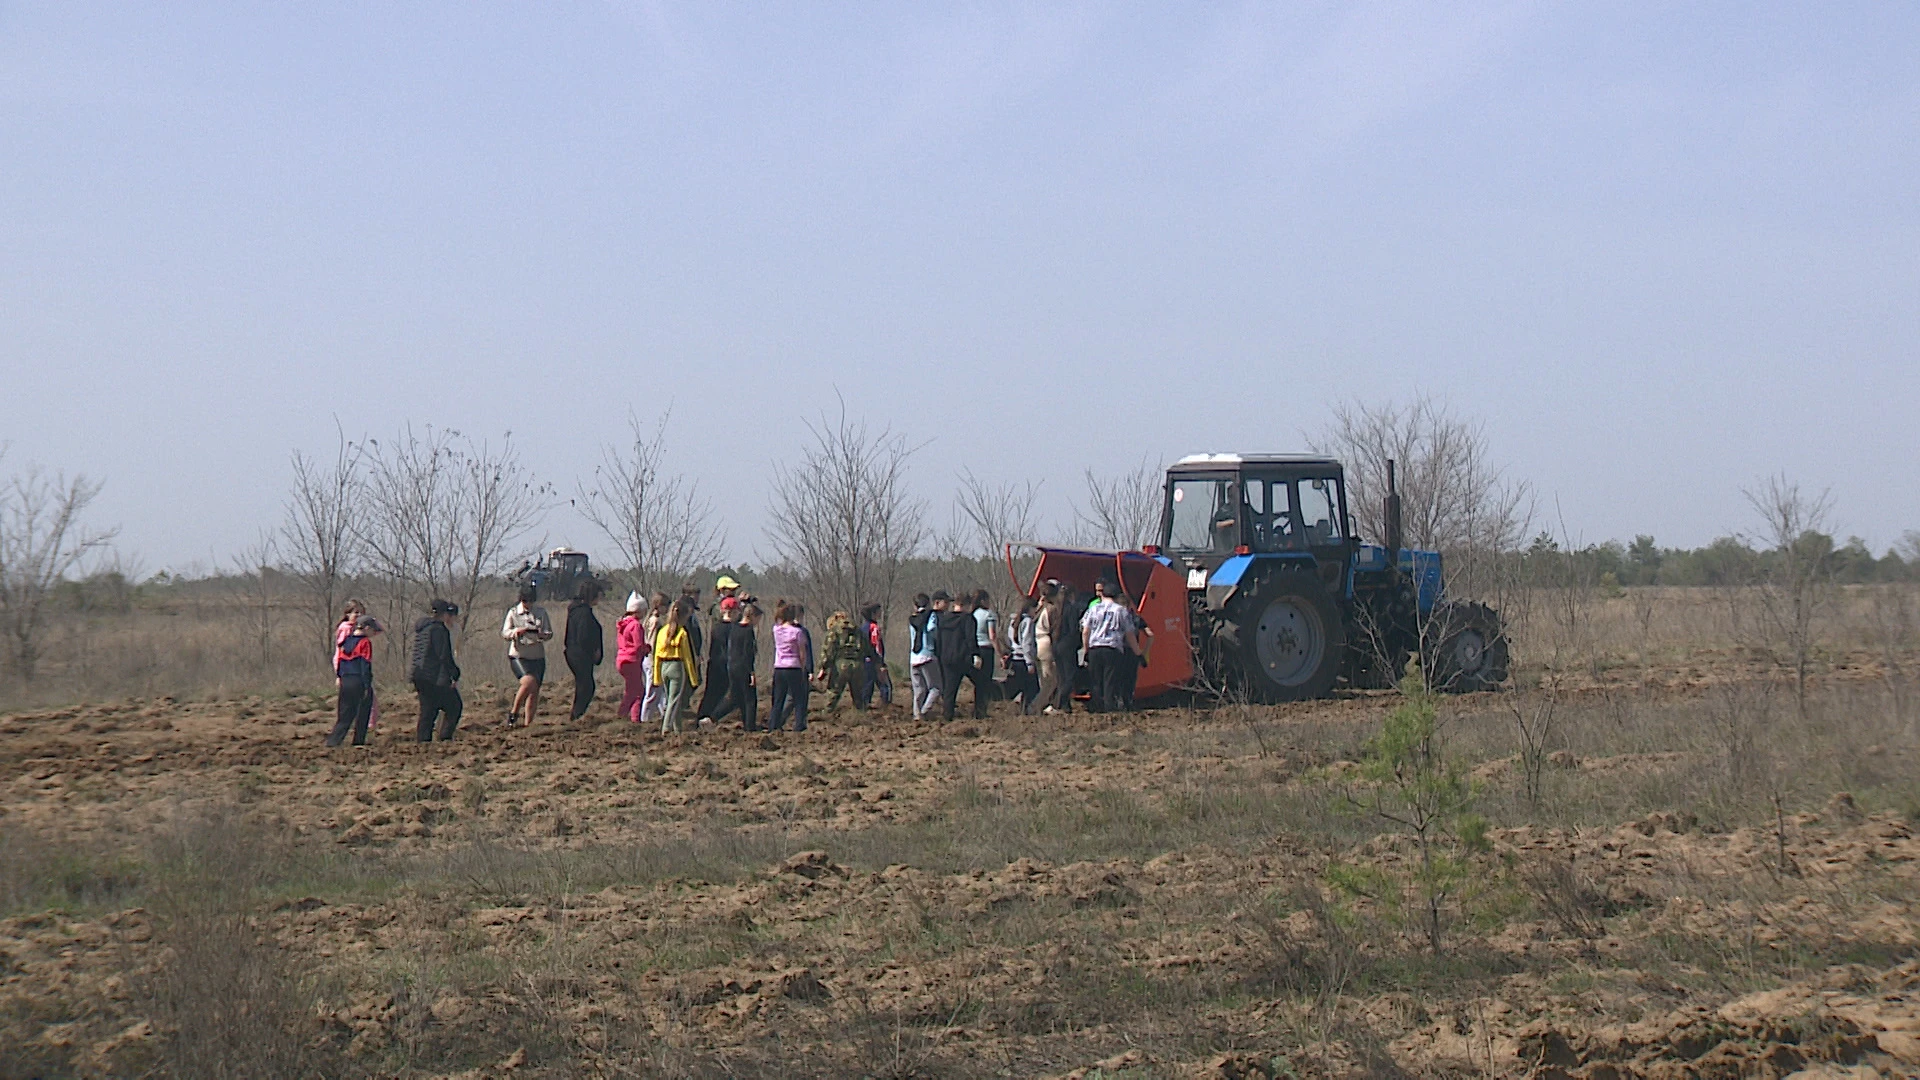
[4, 2, 1915, 574]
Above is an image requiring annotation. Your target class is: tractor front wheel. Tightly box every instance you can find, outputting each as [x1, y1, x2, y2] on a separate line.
[1218, 569, 1345, 703]
[1427, 601, 1509, 693]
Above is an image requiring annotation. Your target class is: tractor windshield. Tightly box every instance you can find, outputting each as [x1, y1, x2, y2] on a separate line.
[1165, 477, 1240, 554]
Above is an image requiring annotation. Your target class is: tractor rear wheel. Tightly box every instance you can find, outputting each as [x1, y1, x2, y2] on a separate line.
[1219, 568, 1344, 703]
[1427, 601, 1509, 693]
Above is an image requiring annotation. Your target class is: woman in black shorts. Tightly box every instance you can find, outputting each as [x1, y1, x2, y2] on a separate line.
[502, 584, 553, 727]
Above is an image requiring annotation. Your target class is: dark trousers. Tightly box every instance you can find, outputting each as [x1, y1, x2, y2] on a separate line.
[1007, 658, 1038, 713]
[857, 659, 890, 707]
[327, 676, 373, 746]
[415, 681, 463, 742]
[711, 674, 758, 730]
[942, 658, 987, 720]
[1055, 653, 1079, 713]
[974, 650, 997, 703]
[769, 668, 809, 731]
[1087, 646, 1128, 713]
[696, 659, 731, 717]
[567, 656, 596, 720]
[1121, 650, 1142, 710]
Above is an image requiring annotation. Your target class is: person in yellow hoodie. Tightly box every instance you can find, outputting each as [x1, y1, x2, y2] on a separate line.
[651, 598, 699, 733]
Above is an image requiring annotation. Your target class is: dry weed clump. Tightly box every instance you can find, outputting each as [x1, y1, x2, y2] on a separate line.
[138, 810, 351, 1079]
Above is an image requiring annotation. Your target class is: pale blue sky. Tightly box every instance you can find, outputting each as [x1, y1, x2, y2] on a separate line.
[3, 2, 1915, 572]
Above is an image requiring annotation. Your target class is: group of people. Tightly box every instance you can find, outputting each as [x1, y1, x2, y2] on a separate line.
[905, 578, 1150, 722]
[324, 571, 1154, 749]
[325, 596, 465, 747]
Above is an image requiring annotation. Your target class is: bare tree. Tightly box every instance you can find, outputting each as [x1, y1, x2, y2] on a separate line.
[1898, 530, 1920, 565]
[577, 411, 725, 597]
[281, 424, 363, 653]
[1499, 512, 1595, 805]
[357, 426, 551, 629]
[763, 400, 929, 616]
[229, 530, 279, 673]
[0, 460, 118, 681]
[1864, 584, 1916, 728]
[358, 425, 461, 617]
[943, 469, 1042, 562]
[457, 435, 555, 619]
[1742, 474, 1835, 718]
[1311, 395, 1529, 598]
[1074, 456, 1161, 552]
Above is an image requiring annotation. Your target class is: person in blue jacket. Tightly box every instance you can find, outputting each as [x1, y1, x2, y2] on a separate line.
[327, 615, 384, 747]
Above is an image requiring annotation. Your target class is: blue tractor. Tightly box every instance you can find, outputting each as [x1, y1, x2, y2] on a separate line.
[1153, 454, 1508, 701]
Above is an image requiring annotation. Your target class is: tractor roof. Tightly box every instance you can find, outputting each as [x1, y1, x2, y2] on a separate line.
[1170, 453, 1342, 470]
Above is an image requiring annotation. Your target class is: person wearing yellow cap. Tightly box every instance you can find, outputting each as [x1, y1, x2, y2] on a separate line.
[705, 575, 745, 667]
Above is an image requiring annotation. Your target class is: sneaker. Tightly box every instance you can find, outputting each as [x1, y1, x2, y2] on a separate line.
[1043, 706, 1056, 715]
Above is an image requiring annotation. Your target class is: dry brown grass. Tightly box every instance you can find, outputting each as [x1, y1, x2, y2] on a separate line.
[3, 586, 1919, 1077]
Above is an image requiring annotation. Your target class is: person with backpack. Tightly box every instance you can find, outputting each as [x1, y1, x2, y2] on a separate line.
[564, 580, 604, 721]
[614, 592, 650, 723]
[327, 615, 384, 747]
[768, 601, 814, 732]
[820, 609, 875, 712]
[909, 593, 940, 720]
[410, 599, 463, 742]
[936, 592, 983, 721]
[857, 601, 890, 708]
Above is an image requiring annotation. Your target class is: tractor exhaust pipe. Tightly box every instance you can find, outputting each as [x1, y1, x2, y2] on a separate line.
[1383, 458, 1404, 568]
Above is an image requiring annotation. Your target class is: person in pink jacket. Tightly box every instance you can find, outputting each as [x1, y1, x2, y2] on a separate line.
[614, 592, 650, 722]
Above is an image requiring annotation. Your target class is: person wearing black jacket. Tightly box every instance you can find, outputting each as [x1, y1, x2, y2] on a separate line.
[935, 598, 983, 721]
[695, 599, 738, 721]
[411, 599, 464, 742]
[710, 601, 761, 731]
[1055, 585, 1084, 715]
[564, 582, 605, 721]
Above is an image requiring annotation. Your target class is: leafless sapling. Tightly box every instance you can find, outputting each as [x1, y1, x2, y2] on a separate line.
[1741, 474, 1835, 719]
[0, 460, 117, 682]
[280, 423, 364, 657]
[1073, 456, 1161, 552]
[576, 410, 725, 597]
[228, 530, 279, 673]
[763, 399, 929, 617]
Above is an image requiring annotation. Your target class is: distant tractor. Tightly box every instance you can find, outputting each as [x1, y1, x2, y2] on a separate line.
[1014, 454, 1507, 703]
[507, 547, 600, 603]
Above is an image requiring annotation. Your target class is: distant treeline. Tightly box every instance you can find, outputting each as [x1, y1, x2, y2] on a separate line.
[44, 533, 1918, 622]
[1521, 532, 1920, 588]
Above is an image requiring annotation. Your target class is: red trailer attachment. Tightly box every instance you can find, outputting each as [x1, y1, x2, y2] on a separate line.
[1007, 545, 1194, 700]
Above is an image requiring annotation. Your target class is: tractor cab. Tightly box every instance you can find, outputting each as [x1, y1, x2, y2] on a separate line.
[1158, 455, 1354, 599]
[508, 547, 597, 603]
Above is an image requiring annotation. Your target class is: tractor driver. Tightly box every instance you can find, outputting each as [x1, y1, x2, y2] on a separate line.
[1208, 481, 1240, 551]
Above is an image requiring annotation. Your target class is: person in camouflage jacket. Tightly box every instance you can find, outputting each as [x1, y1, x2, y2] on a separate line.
[820, 609, 877, 711]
